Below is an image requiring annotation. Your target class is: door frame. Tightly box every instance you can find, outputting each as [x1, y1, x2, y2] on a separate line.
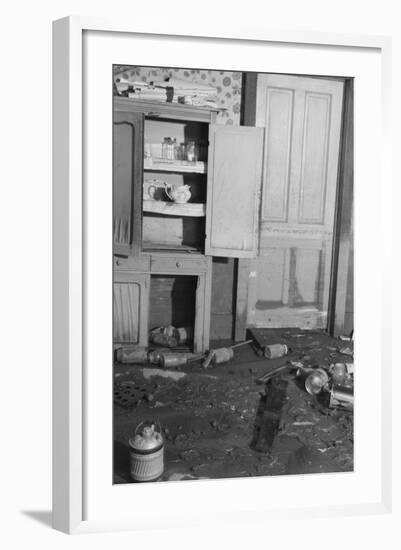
[234, 72, 353, 339]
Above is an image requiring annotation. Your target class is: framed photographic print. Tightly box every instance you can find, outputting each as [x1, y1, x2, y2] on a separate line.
[53, 17, 392, 534]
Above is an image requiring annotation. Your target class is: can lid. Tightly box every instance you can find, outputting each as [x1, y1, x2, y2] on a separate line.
[129, 423, 164, 454]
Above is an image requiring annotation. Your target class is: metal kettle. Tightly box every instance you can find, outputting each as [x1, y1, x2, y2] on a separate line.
[131, 422, 164, 452]
[129, 422, 164, 482]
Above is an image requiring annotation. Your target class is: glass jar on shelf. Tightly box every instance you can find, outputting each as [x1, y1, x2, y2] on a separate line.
[186, 140, 198, 162]
[178, 142, 186, 161]
[161, 137, 169, 159]
[162, 137, 175, 160]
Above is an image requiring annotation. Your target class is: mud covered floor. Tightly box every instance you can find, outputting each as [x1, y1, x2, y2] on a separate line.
[113, 329, 353, 483]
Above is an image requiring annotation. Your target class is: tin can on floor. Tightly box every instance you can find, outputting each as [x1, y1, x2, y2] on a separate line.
[147, 350, 161, 365]
[129, 422, 164, 482]
[332, 363, 347, 384]
[158, 352, 188, 369]
[329, 384, 354, 410]
[176, 326, 193, 345]
[263, 343, 288, 359]
[115, 346, 149, 364]
[213, 347, 234, 365]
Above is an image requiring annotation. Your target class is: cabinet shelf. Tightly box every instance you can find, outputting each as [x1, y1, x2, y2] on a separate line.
[143, 200, 206, 217]
[144, 158, 207, 174]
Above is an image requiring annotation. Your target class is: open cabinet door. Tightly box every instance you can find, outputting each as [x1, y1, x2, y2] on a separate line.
[113, 111, 144, 253]
[205, 125, 264, 258]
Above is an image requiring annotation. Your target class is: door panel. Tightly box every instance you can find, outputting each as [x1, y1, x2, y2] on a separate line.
[205, 125, 264, 258]
[247, 74, 344, 329]
[113, 273, 149, 346]
[298, 93, 331, 224]
[113, 282, 140, 343]
[262, 88, 293, 222]
[255, 249, 289, 306]
[113, 111, 144, 252]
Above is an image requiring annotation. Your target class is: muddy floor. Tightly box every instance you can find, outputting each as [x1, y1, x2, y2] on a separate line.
[113, 329, 353, 483]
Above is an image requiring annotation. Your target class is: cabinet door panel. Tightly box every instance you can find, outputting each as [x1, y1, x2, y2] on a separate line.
[113, 111, 144, 252]
[113, 273, 149, 346]
[205, 125, 264, 258]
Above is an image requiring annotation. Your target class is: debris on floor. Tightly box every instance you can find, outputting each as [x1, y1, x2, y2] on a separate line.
[142, 367, 187, 382]
[149, 325, 193, 348]
[113, 328, 354, 483]
[202, 339, 253, 368]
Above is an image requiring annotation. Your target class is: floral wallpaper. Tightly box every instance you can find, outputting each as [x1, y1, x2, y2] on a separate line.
[113, 65, 242, 126]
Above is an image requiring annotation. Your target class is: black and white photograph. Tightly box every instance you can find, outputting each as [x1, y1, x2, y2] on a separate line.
[2, 0, 398, 542]
[112, 64, 354, 483]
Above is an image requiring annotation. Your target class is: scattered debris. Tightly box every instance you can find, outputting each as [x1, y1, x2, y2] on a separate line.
[203, 347, 233, 367]
[292, 421, 314, 426]
[202, 339, 253, 368]
[114, 329, 354, 483]
[114, 383, 148, 408]
[247, 328, 292, 357]
[256, 364, 290, 384]
[143, 368, 187, 381]
[167, 472, 206, 481]
[289, 360, 305, 369]
[116, 346, 150, 364]
[155, 351, 191, 369]
[149, 325, 193, 348]
[339, 346, 353, 357]
[251, 377, 289, 453]
[329, 384, 354, 410]
[331, 363, 348, 385]
[304, 369, 329, 395]
[264, 343, 289, 359]
[150, 325, 180, 348]
[345, 362, 354, 374]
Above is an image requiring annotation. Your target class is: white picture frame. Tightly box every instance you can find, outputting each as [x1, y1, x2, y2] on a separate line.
[53, 16, 392, 534]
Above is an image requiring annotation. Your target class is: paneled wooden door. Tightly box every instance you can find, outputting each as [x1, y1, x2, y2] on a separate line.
[247, 74, 344, 329]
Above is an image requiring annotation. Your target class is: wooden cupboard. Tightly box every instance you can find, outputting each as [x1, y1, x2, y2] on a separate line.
[113, 97, 263, 352]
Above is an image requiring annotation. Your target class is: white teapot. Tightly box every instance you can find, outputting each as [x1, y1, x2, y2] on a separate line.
[165, 184, 191, 204]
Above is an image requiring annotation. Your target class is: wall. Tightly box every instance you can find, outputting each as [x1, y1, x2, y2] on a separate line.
[115, 65, 242, 339]
[114, 65, 242, 126]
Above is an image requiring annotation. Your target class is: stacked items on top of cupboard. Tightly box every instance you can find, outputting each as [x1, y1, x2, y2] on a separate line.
[114, 68, 218, 108]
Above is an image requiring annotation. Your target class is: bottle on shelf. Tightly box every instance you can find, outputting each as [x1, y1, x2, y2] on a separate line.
[177, 142, 186, 161]
[162, 137, 175, 160]
[186, 141, 198, 162]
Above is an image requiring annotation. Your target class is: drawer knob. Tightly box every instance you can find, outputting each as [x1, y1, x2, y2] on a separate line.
[116, 260, 121, 266]
[176, 261, 182, 268]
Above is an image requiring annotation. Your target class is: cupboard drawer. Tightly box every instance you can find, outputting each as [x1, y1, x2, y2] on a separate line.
[113, 254, 150, 272]
[150, 255, 208, 274]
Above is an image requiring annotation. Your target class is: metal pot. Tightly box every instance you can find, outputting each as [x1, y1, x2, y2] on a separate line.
[305, 368, 329, 395]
